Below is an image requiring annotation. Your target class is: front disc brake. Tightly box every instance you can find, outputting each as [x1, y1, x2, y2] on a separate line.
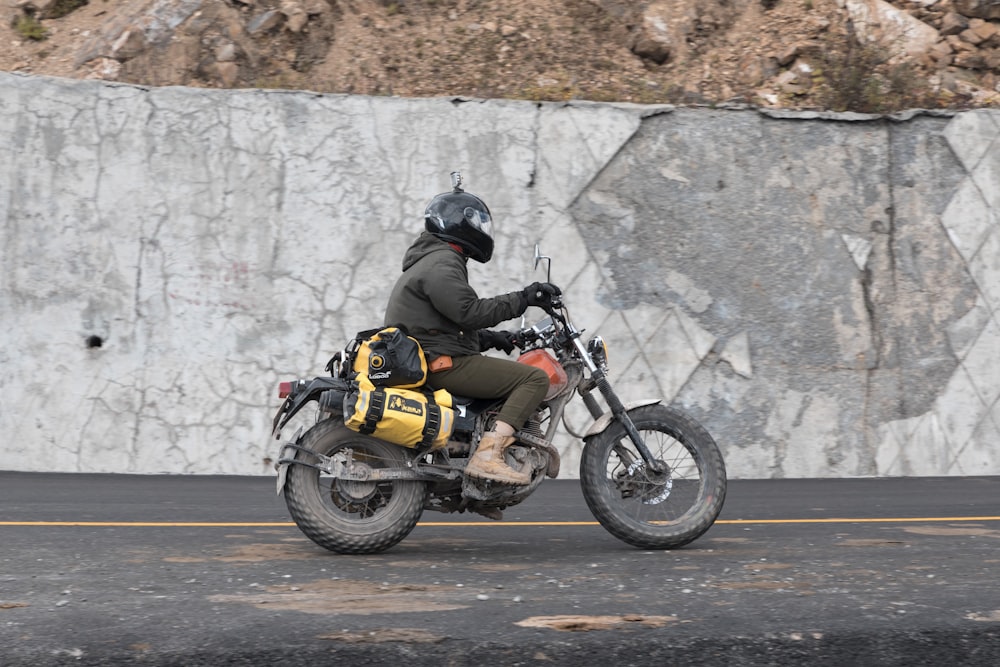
[617, 460, 673, 505]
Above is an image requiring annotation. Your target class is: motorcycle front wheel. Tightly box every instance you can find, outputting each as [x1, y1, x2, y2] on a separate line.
[283, 419, 428, 554]
[580, 404, 727, 550]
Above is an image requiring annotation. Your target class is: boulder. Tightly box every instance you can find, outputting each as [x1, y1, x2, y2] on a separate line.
[631, 2, 675, 64]
[111, 28, 148, 60]
[774, 59, 813, 95]
[953, 50, 987, 67]
[969, 18, 999, 43]
[280, 0, 308, 34]
[952, 0, 1000, 20]
[215, 60, 239, 86]
[837, 0, 941, 58]
[248, 9, 284, 35]
[939, 12, 970, 36]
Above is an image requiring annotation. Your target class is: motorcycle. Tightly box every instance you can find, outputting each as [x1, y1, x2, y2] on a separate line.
[270, 246, 727, 553]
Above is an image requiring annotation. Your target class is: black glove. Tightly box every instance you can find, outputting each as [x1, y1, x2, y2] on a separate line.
[522, 282, 562, 308]
[478, 329, 517, 354]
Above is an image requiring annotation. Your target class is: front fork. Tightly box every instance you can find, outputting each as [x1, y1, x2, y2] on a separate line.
[580, 368, 665, 473]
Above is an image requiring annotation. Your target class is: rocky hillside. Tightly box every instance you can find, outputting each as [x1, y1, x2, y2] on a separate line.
[3, 0, 1000, 111]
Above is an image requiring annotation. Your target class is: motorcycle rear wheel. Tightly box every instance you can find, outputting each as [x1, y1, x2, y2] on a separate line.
[580, 404, 726, 550]
[283, 419, 428, 554]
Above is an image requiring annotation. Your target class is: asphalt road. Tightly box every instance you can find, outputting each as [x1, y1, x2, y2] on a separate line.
[2, 473, 999, 666]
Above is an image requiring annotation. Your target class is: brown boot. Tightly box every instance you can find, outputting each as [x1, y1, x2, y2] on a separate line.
[465, 432, 530, 485]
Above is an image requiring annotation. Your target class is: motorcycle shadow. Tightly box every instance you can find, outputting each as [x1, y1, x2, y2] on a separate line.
[321, 526, 650, 559]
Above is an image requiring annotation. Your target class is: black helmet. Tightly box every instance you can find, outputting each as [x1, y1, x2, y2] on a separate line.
[424, 183, 494, 263]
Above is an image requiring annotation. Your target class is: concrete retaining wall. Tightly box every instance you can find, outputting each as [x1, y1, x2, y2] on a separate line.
[2, 72, 998, 478]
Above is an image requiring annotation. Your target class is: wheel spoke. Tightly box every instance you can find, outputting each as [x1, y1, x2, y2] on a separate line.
[605, 427, 703, 523]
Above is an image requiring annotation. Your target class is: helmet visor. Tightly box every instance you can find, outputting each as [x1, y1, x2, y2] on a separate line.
[464, 206, 492, 237]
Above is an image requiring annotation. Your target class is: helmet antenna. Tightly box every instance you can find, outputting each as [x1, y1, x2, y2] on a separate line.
[450, 171, 464, 193]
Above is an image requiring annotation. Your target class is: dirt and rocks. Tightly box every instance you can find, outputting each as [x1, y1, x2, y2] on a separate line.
[2, 0, 999, 111]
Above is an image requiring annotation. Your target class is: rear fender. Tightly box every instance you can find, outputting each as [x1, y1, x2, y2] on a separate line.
[272, 376, 349, 438]
[583, 399, 662, 439]
[273, 427, 305, 495]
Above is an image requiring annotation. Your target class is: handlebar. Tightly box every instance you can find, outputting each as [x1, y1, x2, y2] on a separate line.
[514, 299, 570, 352]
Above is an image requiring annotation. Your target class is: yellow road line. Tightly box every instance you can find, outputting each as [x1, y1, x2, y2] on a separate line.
[720, 516, 1000, 524]
[1, 516, 999, 528]
[0, 522, 295, 527]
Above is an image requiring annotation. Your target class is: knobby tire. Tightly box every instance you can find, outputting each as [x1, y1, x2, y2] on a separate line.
[283, 419, 428, 554]
[580, 404, 727, 550]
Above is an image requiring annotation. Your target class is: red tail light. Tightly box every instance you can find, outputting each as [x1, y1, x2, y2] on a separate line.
[278, 381, 294, 399]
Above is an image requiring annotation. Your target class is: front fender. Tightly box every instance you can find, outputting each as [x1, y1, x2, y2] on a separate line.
[583, 399, 662, 439]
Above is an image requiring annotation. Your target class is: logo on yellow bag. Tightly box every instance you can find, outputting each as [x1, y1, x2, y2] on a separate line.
[369, 354, 385, 370]
[387, 394, 424, 416]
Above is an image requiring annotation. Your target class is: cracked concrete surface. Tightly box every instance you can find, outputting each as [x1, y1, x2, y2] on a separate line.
[1, 72, 998, 477]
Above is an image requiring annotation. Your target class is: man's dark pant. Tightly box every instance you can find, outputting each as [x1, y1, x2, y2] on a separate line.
[426, 354, 549, 429]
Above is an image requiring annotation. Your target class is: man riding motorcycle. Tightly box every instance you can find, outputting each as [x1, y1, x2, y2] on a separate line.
[382, 176, 560, 485]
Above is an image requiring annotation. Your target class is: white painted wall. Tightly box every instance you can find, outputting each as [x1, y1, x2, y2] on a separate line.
[2, 73, 997, 477]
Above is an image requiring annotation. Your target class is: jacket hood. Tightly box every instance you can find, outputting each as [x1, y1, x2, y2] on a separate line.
[401, 232, 463, 271]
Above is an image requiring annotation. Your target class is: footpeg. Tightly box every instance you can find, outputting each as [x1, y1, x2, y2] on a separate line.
[514, 430, 560, 478]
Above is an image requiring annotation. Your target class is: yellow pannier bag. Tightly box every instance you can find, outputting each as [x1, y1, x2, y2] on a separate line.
[343, 376, 455, 450]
